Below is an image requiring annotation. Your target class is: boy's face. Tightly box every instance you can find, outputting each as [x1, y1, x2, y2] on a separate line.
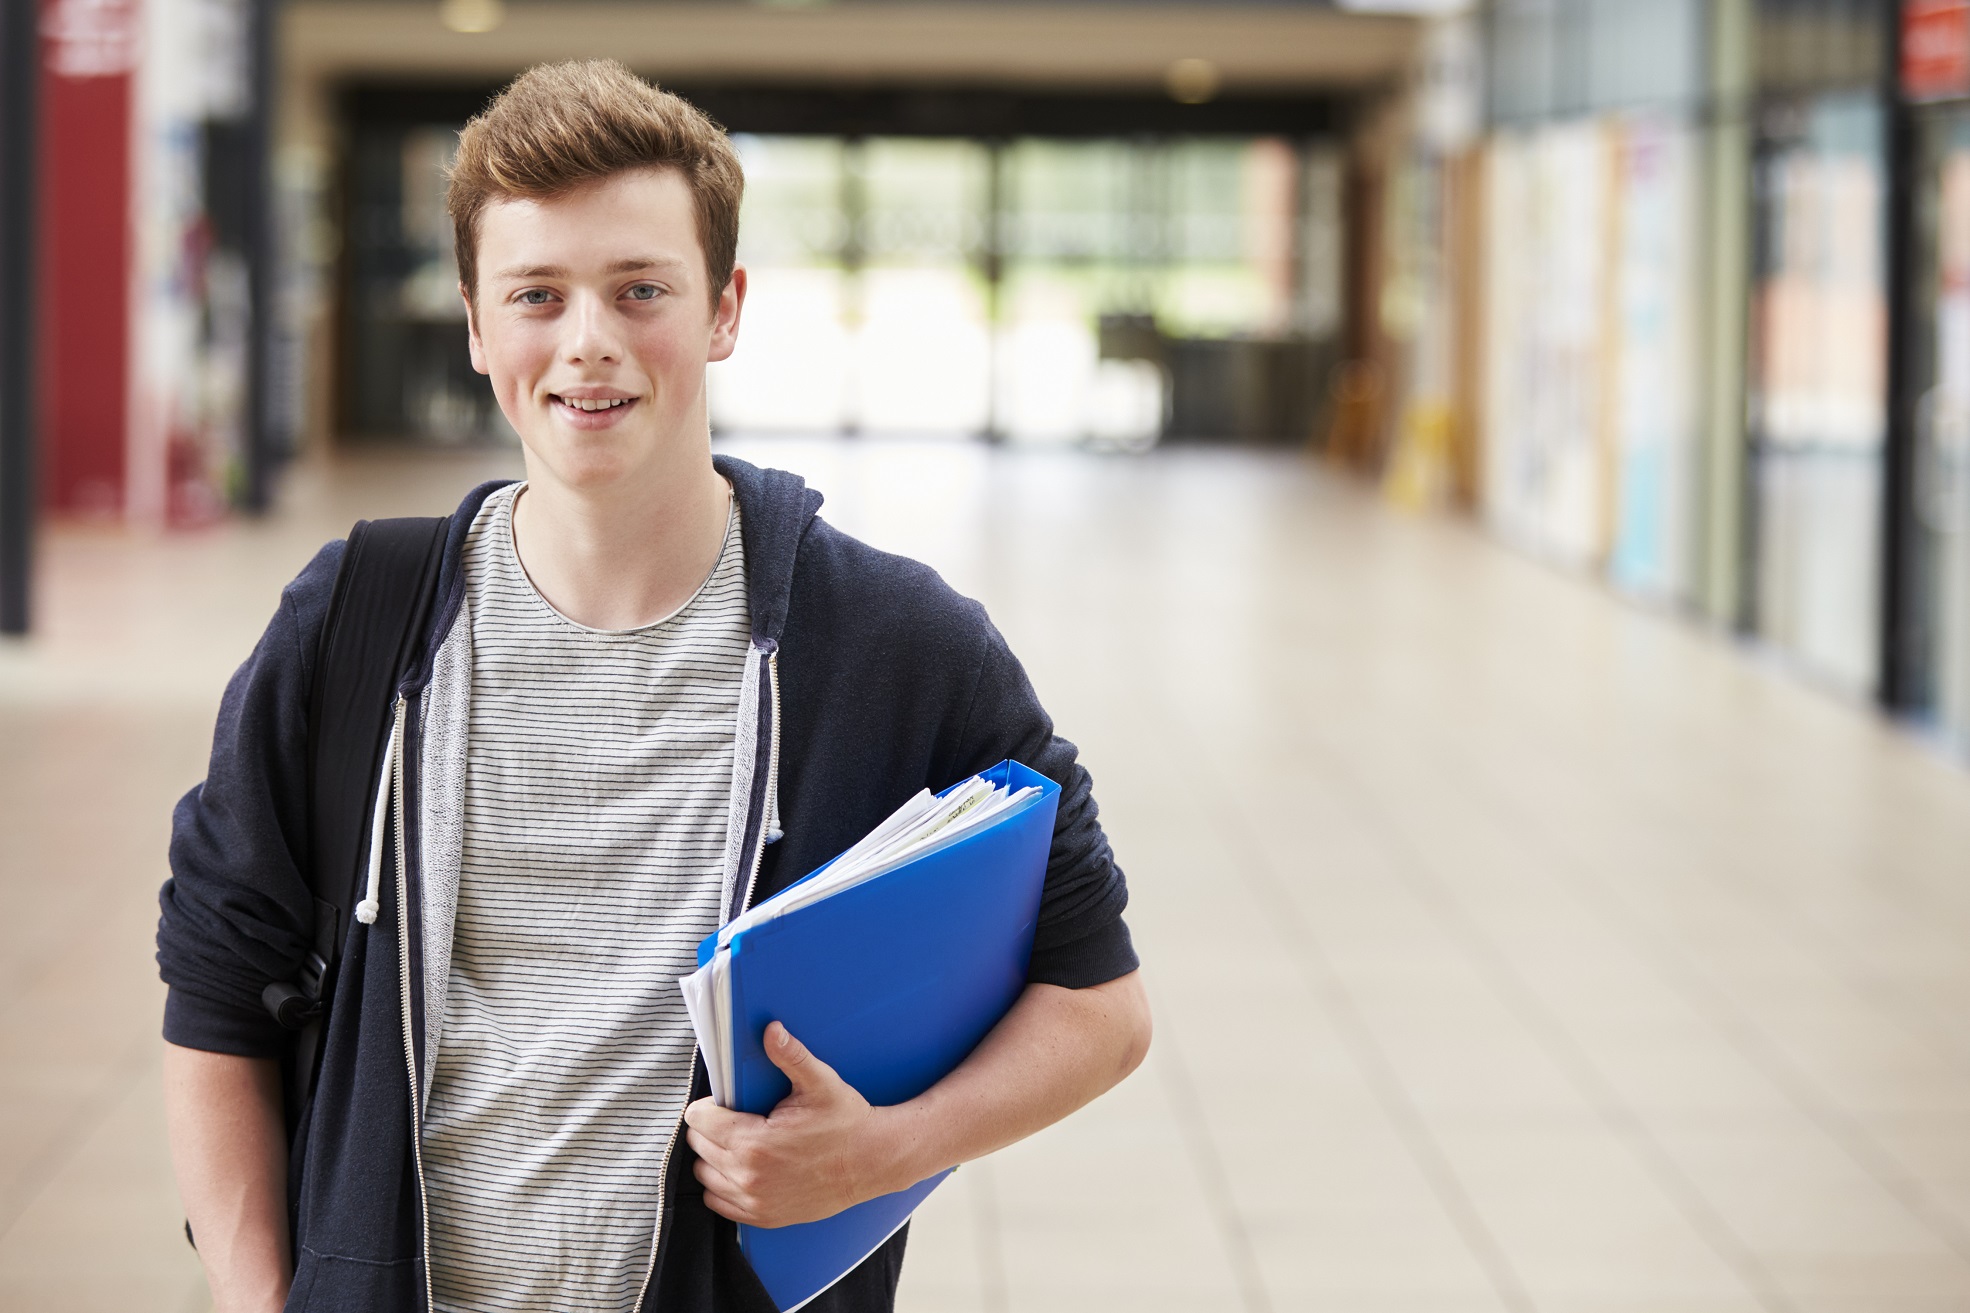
[465, 166, 744, 492]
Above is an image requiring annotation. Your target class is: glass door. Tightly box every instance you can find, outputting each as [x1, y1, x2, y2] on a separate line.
[1747, 91, 1889, 695]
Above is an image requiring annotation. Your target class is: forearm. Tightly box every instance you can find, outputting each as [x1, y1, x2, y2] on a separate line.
[871, 970, 1152, 1193]
[162, 1043, 292, 1313]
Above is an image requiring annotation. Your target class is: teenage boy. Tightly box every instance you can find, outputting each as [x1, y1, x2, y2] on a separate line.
[156, 58, 1147, 1313]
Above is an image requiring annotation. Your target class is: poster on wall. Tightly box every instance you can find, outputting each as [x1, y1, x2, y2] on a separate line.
[1608, 113, 1700, 603]
[1480, 119, 1612, 570]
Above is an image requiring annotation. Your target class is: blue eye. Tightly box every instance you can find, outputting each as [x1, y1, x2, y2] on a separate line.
[518, 289, 554, 306]
[627, 284, 659, 301]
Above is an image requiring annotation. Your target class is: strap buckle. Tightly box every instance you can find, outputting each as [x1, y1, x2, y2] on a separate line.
[262, 952, 330, 1031]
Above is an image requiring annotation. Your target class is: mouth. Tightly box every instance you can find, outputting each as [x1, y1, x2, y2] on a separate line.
[550, 393, 640, 418]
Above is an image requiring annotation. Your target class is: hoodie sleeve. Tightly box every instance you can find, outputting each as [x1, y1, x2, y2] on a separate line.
[157, 541, 344, 1058]
[949, 614, 1138, 990]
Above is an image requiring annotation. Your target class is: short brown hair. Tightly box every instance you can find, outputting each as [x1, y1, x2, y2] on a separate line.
[446, 59, 744, 306]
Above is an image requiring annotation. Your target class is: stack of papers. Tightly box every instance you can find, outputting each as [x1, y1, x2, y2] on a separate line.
[681, 773, 1040, 1107]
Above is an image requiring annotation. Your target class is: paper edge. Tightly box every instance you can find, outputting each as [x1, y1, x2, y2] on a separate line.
[743, 784, 1040, 933]
[678, 961, 728, 1108]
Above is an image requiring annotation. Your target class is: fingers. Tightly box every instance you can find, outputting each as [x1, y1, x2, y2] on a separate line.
[763, 1021, 845, 1099]
[687, 1120, 768, 1180]
[683, 1096, 761, 1149]
[692, 1153, 744, 1200]
[702, 1189, 750, 1223]
[685, 1125, 729, 1170]
[695, 1156, 753, 1224]
[765, 1021, 809, 1070]
[693, 1147, 766, 1225]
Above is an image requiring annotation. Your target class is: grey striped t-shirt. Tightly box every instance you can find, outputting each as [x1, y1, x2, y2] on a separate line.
[423, 483, 748, 1311]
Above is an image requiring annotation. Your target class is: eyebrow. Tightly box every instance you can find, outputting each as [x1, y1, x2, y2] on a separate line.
[490, 256, 688, 281]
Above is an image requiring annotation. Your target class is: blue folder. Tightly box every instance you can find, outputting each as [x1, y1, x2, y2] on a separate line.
[697, 759, 1060, 1312]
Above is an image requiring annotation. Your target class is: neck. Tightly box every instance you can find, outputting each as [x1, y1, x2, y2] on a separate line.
[510, 433, 732, 631]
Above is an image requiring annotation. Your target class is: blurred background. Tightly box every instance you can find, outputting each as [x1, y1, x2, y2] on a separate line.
[10, 0, 1970, 1309]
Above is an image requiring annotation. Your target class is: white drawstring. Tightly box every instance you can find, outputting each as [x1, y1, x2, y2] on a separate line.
[355, 720, 399, 925]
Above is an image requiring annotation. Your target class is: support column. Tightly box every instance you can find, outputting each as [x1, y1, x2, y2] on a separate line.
[241, 0, 279, 512]
[1881, 0, 1927, 709]
[979, 138, 1006, 444]
[0, 0, 40, 634]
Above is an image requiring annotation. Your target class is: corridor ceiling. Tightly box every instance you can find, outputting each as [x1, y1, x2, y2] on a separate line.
[286, 1, 1422, 94]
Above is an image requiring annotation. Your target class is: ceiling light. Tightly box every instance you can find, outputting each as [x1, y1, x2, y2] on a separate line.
[440, 0, 504, 35]
[1165, 58, 1221, 105]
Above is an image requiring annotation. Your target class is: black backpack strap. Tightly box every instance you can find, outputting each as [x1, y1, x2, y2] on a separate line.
[261, 516, 447, 1104]
[303, 515, 449, 979]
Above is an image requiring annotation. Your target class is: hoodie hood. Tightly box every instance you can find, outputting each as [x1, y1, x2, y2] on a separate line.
[713, 455, 825, 648]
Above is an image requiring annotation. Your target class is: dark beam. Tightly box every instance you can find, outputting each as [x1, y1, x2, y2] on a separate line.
[339, 78, 1356, 139]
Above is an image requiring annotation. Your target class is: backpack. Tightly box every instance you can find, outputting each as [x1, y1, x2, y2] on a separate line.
[263, 515, 448, 1134]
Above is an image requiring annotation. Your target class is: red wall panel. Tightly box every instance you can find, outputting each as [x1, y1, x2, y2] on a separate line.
[36, 0, 135, 516]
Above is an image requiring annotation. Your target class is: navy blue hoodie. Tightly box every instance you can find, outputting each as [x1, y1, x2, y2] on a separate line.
[156, 456, 1137, 1313]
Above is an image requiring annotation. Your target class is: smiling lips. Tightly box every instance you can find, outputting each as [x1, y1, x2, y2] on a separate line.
[553, 394, 636, 412]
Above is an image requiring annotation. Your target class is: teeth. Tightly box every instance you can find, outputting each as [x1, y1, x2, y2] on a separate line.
[561, 396, 629, 412]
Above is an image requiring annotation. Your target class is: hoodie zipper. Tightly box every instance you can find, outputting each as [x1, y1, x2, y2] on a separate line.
[745, 649, 783, 915]
[632, 646, 780, 1311]
[385, 694, 437, 1312]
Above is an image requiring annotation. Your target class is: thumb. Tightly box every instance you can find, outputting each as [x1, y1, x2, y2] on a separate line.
[765, 1021, 841, 1098]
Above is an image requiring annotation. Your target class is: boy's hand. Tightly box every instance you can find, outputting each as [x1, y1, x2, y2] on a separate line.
[684, 1022, 916, 1228]
[683, 975, 1152, 1230]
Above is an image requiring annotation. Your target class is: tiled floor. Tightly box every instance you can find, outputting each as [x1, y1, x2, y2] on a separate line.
[4, 437, 1970, 1311]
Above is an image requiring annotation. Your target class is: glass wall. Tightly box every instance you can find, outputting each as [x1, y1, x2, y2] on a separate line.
[336, 120, 1343, 449]
[1739, 0, 1893, 697]
[714, 134, 1338, 445]
[711, 137, 991, 435]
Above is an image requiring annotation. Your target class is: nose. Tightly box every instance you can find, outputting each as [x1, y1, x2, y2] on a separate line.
[563, 289, 623, 367]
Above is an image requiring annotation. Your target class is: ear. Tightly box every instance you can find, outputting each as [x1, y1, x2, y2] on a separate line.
[463, 285, 489, 375]
[707, 265, 747, 365]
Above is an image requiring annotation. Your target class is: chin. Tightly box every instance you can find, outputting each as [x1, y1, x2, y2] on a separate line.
[528, 430, 661, 491]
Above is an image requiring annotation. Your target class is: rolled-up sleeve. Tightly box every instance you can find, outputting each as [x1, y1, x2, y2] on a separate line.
[157, 542, 342, 1057]
[950, 616, 1138, 991]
